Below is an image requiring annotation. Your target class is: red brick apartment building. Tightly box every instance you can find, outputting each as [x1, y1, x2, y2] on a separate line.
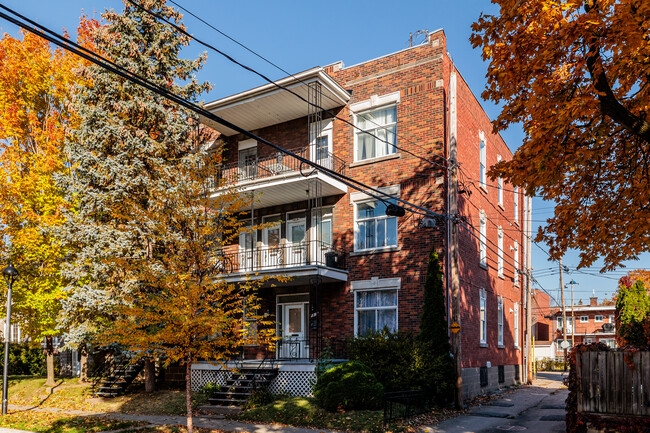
[192, 29, 527, 400]
[552, 296, 617, 350]
[531, 289, 557, 360]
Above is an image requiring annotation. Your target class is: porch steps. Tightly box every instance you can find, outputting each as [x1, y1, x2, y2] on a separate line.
[208, 367, 278, 406]
[94, 361, 145, 398]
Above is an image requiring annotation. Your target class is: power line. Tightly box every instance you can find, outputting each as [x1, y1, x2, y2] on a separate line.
[125, 0, 447, 170]
[0, 3, 445, 223]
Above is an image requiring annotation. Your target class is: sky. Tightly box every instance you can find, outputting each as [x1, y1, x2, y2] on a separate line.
[1, 0, 647, 307]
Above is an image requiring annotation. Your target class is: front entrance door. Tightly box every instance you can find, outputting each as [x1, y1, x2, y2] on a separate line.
[279, 303, 308, 359]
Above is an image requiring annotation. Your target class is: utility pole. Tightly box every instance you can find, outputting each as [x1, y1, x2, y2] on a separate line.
[448, 70, 463, 409]
[525, 195, 533, 384]
[560, 258, 567, 368]
[568, 280, 578, 348]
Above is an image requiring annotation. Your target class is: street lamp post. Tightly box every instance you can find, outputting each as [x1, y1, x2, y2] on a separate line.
[2, 263, 18, 416]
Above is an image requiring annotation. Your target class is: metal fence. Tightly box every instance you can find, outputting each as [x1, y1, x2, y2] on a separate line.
[383, 390, 432, 425]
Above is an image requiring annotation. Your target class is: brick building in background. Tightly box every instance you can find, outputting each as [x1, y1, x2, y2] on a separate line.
[552, 296, 617, 350]
[193, 29, 528, 400]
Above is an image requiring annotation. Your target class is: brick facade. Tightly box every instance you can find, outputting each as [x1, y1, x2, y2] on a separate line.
[205, 29, 526, 399]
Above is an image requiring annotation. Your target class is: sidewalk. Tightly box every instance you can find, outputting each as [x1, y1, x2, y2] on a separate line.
[421, 372, 568, 433]
[6, 403, 342, 433]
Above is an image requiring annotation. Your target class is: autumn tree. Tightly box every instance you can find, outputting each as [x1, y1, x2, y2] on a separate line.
[471, 0, 650, 270]
[0, 24, 93, 386]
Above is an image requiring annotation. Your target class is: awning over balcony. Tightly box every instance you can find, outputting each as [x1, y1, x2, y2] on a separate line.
[202, 68, 350, 136]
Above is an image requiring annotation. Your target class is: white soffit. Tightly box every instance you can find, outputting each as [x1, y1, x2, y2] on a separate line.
[202, 68, 350, 136]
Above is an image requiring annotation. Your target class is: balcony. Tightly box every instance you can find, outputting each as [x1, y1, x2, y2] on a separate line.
[212, 147, 348, 209]
[218, 240, 347, 285]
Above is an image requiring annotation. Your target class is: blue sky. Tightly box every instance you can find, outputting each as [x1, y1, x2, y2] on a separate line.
[2, 0, 647, 306]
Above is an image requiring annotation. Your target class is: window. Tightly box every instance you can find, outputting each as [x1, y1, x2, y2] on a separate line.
[514, 303, 520, 347]
[609, 315, 615, 323]
[311, 120, 333, 169]
[498, 297, 504, 346]
[497, 227, 504, 276]
[514, 186, 519, 223]
[479, 137, 486, 188]
[497, 155, 503, 207]
[513, 241, 519, 285]
[480, 289, 487, 345]
[10, 323, 20, 343]
[557, 316, 573, 330]
[238, 139, 257, 180]
[355, 199, 398, 251]
[479, 211, 487, 266]
[355, 289, 398, 336]
[580, 316, 589, 323]
[585, 337, 595, 344]
[355, 105, 397, 161]
[595, 315, 603, 322]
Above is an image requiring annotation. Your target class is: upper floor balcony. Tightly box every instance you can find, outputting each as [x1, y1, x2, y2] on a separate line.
[218, 239, 348, 286]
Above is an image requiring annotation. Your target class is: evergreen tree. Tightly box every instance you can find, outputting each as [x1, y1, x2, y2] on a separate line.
[56, 3, 273, 430]
[417, 249, 456, 405]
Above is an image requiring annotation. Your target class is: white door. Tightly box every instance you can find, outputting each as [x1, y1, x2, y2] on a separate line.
[310, 121, 333, 170]
[312, 210, 333, 265]
[287, 213, 306, 266]
[262, 215, 281, 268]
[280, 303, 307, 359]
[239, 230, 255, 271]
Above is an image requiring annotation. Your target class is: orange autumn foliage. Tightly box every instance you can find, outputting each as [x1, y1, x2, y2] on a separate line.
[471, 0, 650, 270]
[0, 21, 97, 342]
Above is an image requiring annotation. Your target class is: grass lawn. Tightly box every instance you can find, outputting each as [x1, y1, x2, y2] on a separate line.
[7, 376, 208, 416]
[0, 411, 144, 433]
[234, 396, 411, 433]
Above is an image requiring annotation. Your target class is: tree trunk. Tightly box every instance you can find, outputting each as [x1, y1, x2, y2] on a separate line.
[186, 351, 193, 433]
[45, 336, 56, 387]
[79, 344, 88, 383]
[144, 358, 155, 393]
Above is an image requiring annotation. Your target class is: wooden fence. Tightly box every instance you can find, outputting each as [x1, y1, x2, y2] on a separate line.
[576, 350, 650, 416]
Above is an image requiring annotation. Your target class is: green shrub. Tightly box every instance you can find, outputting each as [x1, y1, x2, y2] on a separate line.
[0, 343, 45, 376]
[313, 361, 383, 412]
[346, 330, 420, 392]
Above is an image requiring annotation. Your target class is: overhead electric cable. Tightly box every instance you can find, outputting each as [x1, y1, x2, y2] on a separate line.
[0, 4, 444, 221]
[125, 0, 447, 169]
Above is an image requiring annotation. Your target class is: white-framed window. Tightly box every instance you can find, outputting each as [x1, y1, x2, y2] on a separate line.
[497, 227, 504, 276]
[514, 303, 520, 348]
[557, 316, 573, 330]
[479, 211, 487, 267]
[354, 199, 398, 251]
[514, 186, 519, 224]
[513, 241, 519, 285]
[310, 119, 333, 169]
[595, 315, 603, 322]
[609, 314, 615, 323]
[498, 297, 504, 346]
[354, 105, 397, 161]
[580, 316, 589, 323]
[480, 289, 487, 345]
[479, 135, 487, 188]
[352, 278, 400, 337]
[585, 337, 595, 344]
[497, 155, 503, 207]
[10, 323, 20, 343]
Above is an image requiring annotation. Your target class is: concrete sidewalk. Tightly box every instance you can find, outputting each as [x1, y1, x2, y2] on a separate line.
[6, 403, 341, 433]
[421, 372, 568, 433]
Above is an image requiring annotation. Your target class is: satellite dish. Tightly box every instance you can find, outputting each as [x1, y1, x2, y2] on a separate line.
[602, 323, 615, 332]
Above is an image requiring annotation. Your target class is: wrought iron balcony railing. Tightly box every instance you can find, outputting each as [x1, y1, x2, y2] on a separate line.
[217, 146, 346, 185]
[219, 240, 344, 274]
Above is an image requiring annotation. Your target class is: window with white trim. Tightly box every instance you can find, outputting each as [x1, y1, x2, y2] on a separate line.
[498, 297, 504, 346]
[514, 186, 519, 223]
[513, 241, 519, 285]
[355, 289, 398, 336]
[580, 316, 589, 323]
[595, 315, 603, 322]
[480, 289, 487, 345]
[479, 211, 487, 266]
[480, 137, 486, 188]
[355, 199, 398, 251]
[355, 105, 397, 161]
[497, 155, 503, 207]
[514, 303, 520, 347]
[609, 315, 615, 323]
[497, 227, 504, 276]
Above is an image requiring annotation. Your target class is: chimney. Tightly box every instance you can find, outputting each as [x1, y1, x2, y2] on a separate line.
[590, 296, 598, 307]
